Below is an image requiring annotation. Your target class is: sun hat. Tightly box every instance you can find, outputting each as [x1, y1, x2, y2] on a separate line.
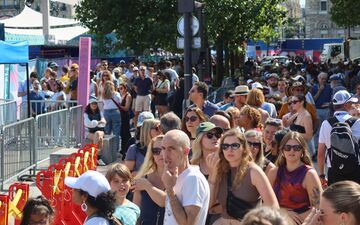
[285, 81, 309, 97]
[64, 170, 110, 198]
[137, 111, 154, 127]
[231, 85, 250, 96]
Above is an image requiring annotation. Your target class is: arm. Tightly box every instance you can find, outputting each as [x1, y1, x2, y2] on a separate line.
[264, 162, 276, 177]
[317, 143, 326, 178]
[120, 95, 132, 111]
[124, 160, 136, 172]
[250, 164, 279, 208]
[132, 191, 142, 207]
[304, 169, 323, 209]
[132, 177, 166, 207]
[302, 114, 314, 141]
[84, 113, 97, 128]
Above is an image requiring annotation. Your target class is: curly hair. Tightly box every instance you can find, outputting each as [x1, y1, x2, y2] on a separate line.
[135, 135, 164, 179]
[239, 105, 263, 130]
[216, 129, 253, 188]
[80, 189, 116, 220]
[275, 131, 312, 167]
[181, 107, 207, 138]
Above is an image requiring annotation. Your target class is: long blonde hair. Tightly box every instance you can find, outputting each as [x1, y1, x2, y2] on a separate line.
[102, 80, 116, 99]
[244, 129, 266, 169]
[276, 131, 312, 167]
[135, 135, 164, 179]
[190, 132, 206, 165]
[217, 129, 253, 188]
[140, 119, 160, 148]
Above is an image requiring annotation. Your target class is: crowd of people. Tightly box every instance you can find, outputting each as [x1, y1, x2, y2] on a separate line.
[19, 56, 360, 225]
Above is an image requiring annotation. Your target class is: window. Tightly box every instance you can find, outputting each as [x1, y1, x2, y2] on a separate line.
[320, 0, 327, 11]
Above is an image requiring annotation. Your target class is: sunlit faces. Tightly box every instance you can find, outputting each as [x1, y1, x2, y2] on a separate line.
[278, 81, 287, 92]
[110, 174, 131, 198]
[221, 135, 243, 167]
[288, 96, 302, 111]
[162, 137, 184, 171]
[185, 111, 200, 134]
[71, 189, 84, 205]
[263, 125, 278, 146]
[319, 197, 343, 225]
[238, 111, 249, 127]
[201, 129, 222, 151]
[246, 136, 261, 159]
[28, 213, 50, 225]
[188, 86, 200, 102]
[150, 123, 161, 138]
[152, 139, 164, 167]
[282, 139, 303, 163]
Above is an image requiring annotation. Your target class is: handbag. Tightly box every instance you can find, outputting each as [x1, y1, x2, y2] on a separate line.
[226, 171, 253, 220]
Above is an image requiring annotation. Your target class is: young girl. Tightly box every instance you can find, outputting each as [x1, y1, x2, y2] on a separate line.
[106, 163, 140, 225]
[20, 195, 55, 225]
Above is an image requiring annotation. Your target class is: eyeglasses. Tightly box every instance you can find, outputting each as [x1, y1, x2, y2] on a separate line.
[248, 141, 261, 149]
[119, 87, 124, 90]
[221, 143, 241, 151]
[151, 147, 162, 155]
[70, 67, 78, 71]
[288, 100, 300, 105]
[282, 144, 303, 152]
[185, 116, 198, 122]
[206, 132, 222, 139]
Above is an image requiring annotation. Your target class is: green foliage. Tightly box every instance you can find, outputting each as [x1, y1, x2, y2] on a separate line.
[283, 17, 303, 38]
[75, 0, 286, 54]
[330, 0, 360, 29]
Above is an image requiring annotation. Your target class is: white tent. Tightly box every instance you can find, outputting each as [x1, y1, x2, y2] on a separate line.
[0, 6, 88, 43]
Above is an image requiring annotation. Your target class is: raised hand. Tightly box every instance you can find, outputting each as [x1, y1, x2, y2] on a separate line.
[162, 164, 178, 191]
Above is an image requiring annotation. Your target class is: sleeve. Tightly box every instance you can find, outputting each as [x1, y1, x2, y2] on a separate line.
[181, 175, 208, 207]
[84, 113, 97, 128]
[318, 120, 330, 146]
[125, 145, 137, 161]
[18, 82, 24, 93]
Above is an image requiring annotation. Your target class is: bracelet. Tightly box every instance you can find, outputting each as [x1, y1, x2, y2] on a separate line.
[319, 174, 326, 179]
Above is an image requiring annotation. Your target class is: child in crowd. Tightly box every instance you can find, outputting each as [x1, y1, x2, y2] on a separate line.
[106, 163, 140, 225]
[20, 195, 55, 225]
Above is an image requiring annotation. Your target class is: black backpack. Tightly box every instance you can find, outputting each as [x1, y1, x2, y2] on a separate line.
[327, 117, 360, 175]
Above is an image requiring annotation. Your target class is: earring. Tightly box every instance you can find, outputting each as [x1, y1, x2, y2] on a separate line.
[81, 200, 88, 212]
[301, 153, 304, 158]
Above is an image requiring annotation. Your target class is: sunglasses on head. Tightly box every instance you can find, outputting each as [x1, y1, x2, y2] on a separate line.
[151, 147, 162, 155]
[185, 115, 198, 122]
[206, 132, 222, 139]
[221, 143, 241, 151]
[248, 141, 261, 149]
[283, 144, 303, 152]
[288, 100, 300, 105]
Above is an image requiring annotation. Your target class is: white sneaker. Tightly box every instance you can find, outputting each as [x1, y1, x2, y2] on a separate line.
[97, 159, 106, 166]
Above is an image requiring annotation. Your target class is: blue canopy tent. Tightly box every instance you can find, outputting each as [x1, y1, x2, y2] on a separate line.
[0, 41, 30, 117]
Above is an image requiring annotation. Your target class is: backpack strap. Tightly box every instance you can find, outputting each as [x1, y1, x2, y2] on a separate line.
[327, 116, 339, 127]
[345, 117, 359, 128]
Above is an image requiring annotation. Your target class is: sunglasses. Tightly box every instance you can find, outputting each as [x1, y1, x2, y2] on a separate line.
[151, 126, 160, 132]
[151, 147, 162, 155]
[283, 144, 303, 152]
[221, 143, 241, 151]
[288, 100, 300, 105]
[206, 132, 222, 139]
[185, 116, 198, 122]
[248, 141, 261, 149]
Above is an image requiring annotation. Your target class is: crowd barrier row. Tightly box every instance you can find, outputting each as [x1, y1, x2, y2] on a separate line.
[0, 100, 17, 129]
[0, 105, 83, 190]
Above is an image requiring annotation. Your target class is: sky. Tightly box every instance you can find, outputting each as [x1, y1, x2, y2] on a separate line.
[300, 0, 305, 8]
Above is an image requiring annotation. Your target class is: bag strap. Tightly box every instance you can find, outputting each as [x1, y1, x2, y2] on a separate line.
[327, 116, 339, 127]
[345, 117, 359, 128]
[227, 170, 232, 192]
[111, 97, 122, 111]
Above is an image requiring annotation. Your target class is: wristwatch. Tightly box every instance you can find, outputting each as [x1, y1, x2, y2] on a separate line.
[319, 174, 326, 179]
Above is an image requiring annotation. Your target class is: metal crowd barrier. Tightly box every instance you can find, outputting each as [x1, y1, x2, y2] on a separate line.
[0, 105, 83, 190]
[0, 118, 36, 189]
[0, 100, 17, 129]
[18, 100, 78, 120]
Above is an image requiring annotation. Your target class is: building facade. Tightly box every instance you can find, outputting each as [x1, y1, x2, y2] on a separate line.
[283, 0, 302, 19]
[304, 0, 360, 38]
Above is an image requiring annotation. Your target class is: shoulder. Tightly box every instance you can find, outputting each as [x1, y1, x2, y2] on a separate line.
[85, 217, 109, 225]
[206, 101, 219, 109]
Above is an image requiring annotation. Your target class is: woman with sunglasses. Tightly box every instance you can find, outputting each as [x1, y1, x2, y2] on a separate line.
[207, 129, 279, 225]
[268, 131, 322, 225]
[244, 130, 275, 176]
[181, 107, 207, 144]
[119, 83, 133, 157]
[125, 119, 162, 175]
[98, 70, 114, 110]
[191, 122, 223, 224]
[154, 71, 170, 117]
[132, 135, 166, 225]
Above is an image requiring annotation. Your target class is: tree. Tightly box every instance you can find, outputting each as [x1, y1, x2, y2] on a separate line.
[330, 0, 360, 37]
[254, 24, 280, 55]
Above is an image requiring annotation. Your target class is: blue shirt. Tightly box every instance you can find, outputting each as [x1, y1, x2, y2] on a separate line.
[190, 100, 219, 118]
[29, 90, 45, 114]
[219, 102, 234, 111]
[125, 144, 146, 172]
[113, 201, 140, 225]
[262, 102, 277, 118]
[134, 77, 153, 96]
[311, 83, 332, 109]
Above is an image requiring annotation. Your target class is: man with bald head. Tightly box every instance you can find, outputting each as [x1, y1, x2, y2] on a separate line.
[209, 114, 231, 131]
[162, 130, 210, 225]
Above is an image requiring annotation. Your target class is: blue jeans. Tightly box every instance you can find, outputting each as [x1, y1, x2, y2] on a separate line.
[104, 109, 121, 152]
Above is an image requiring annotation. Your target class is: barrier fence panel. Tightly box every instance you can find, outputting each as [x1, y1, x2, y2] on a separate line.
[68, 105, 83, 148]
[0, 118, 35, 190]
[35, 109, 68, 164]
[0, 100, 17, 129]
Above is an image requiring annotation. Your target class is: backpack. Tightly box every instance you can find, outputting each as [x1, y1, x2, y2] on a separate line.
[327, 116, 360, 175]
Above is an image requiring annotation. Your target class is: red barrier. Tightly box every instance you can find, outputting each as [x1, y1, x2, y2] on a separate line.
[8, 183, 29, 225]
[0, 195, 9, 225]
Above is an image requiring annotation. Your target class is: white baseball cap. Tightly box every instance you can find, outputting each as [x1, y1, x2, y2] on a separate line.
[251, 82, 263, 90]
[332, 90, 358, 105]
[65, 170, 110, 198]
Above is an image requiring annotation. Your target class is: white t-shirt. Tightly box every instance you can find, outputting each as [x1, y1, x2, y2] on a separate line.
[85, 217, 110, 225]
[318, 111, 360, 167]
[163, 166, 210, 225]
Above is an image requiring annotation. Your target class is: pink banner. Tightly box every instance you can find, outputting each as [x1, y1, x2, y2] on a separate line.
[78, 37, 92, 108]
